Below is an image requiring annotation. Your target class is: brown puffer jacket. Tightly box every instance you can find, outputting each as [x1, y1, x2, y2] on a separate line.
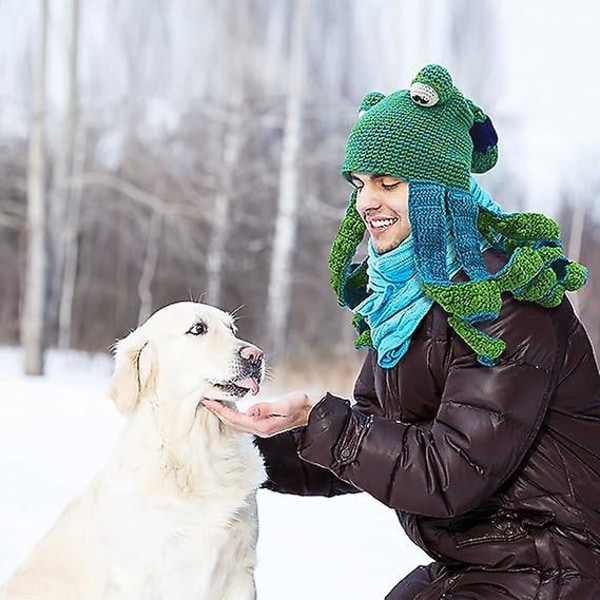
[256, 250, 600, 599]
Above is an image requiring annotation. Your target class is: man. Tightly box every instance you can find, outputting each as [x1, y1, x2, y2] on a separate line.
[204, 64, 600, 599]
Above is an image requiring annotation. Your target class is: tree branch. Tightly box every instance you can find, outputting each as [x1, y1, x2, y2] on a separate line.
[68, 171, 207, 221]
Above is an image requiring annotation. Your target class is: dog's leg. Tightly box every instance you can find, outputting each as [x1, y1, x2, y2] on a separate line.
[218, 494, 260, 600]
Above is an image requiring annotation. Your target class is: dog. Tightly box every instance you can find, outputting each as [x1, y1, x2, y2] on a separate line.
[0, 302, 267, 600]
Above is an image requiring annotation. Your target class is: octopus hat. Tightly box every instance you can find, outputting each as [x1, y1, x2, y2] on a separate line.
[329, 64, 587, 366]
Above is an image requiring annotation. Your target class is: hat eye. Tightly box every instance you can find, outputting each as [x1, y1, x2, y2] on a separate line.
[410, 82, 439, 107]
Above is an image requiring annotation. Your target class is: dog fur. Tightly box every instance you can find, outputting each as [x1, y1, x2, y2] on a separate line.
[0, 302, 267, 600]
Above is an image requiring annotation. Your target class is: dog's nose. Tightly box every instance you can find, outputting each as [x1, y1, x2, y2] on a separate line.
[239, 345, 264, 363]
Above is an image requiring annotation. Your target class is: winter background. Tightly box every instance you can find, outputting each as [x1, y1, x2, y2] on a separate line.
[1, 0, 600, 599]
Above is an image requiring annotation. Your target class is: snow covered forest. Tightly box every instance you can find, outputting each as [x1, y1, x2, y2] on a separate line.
[1, 0, 599, 375]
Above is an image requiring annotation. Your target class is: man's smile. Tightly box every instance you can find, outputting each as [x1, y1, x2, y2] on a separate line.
[366, 216, 399, 231]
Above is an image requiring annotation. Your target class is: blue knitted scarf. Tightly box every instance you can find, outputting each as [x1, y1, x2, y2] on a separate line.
[355, 178, 501, 368]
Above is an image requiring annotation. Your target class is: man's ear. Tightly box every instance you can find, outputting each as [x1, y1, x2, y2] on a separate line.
[108, 329, 154, 414]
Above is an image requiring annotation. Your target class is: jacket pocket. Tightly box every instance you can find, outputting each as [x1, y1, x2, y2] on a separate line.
[453, 520, 528, 548]
[449, 510, 540, 549]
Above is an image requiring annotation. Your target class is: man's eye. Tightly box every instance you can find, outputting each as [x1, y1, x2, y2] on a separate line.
[382, 181, 400, 191]
[350, 179, 363, 191]
[187, 321, 208, 336]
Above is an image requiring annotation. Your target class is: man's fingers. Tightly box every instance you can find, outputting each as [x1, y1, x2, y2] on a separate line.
[201, 399, 298, 437]
[202, 399, 231, 417]
[202, 399, 274, 429]
[201, 399, 242, 426]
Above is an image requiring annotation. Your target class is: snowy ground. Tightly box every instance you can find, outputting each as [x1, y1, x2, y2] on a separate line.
[0, 347, 428, 599]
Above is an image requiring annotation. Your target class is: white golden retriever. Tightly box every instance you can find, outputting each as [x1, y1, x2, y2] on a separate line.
[0, 302, 267, 600]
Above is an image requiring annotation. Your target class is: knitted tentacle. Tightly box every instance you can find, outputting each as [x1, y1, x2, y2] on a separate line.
[447, 187, 491, 280]
[409, 181, 506, 364]
[329, 190, 368, 308]
[477, 207, 562, 254]
[422, 278, 503, 319]
[328, 190, 375, 348]
[565, 261, 588, 290]
[409, 182, 451, 283]
[510, 247, 588, 307]
[447, 314, 506, 366]
[352, 313, 373, 348]
[423, 244, 588, 365]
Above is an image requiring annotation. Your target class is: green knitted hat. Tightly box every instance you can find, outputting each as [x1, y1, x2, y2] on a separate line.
[330, 64, 587, 366]
[342, 63, 498, 190]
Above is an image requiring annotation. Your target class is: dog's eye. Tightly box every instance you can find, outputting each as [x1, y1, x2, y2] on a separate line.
[187, 321, 208, 336]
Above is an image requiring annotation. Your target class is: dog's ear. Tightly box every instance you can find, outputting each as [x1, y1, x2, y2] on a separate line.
[108, 329, 155, 414]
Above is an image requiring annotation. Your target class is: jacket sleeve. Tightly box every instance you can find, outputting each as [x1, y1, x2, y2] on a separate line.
[254, 431, 360, 496]
[254, 352, 383, 497]
[297, 296, 561, 518]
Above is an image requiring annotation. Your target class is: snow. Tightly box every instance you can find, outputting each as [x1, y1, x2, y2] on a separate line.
[0, 347, 428, 599]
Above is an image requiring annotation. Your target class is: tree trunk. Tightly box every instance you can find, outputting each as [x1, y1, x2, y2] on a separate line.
[137, 210, 162, 325]
[55, 0, 81, 349]
[266, 0, 307, 361]
[204, 0, 251, 308]
[49, 0, 80, 341]
[57, 126, 86, 349]
[22, 0, 49, 375]
[206, 110, 243, 307]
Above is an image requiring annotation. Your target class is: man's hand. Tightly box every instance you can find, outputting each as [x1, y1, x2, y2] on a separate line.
[202, 391, 317, 438]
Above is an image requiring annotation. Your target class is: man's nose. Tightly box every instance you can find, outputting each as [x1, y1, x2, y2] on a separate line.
[355, 186, 381, 213]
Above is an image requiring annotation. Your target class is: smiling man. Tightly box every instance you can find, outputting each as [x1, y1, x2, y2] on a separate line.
[204, 64, 600, 599]
[349, 173, 410, 253]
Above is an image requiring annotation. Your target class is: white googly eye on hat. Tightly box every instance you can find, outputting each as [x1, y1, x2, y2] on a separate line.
[410, 82, 439, 107]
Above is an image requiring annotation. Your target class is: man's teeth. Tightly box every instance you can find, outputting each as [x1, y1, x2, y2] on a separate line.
[370, 218, 397, 228]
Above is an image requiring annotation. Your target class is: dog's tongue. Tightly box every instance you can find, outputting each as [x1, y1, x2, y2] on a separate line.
[234, 377, 260, 396]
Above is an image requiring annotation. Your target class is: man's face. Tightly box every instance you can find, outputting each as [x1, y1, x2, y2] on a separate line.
[350, 172, 411, 254]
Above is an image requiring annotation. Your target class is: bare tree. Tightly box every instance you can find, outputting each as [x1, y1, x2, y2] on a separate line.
[137, 209, 162, 324]
[266, 0, 307, 360]
[205, 113, 243, 307]
[21, 0, 49, 375]
[204, 0, 251, 307]
[56, 0, 82, 349]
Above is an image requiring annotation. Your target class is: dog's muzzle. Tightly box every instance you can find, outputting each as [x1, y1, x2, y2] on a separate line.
[209, 345, 265, 398]
[232, 345, 264, 395]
